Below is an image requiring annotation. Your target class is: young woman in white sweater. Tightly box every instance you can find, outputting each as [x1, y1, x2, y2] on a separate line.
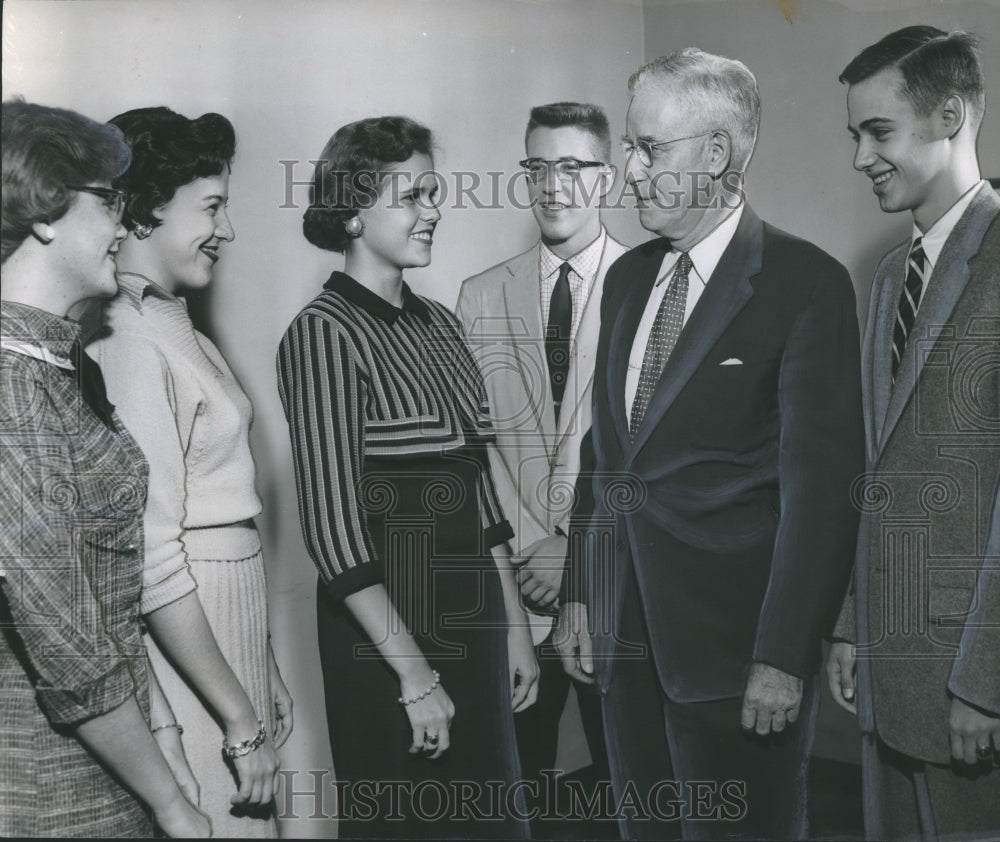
[87, 107, 291, 838]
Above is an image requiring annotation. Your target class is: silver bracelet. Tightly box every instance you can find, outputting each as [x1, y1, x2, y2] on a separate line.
[398, 670, 441, 706]
[151, 722, 184, 736]
[222, 719, 266, 759]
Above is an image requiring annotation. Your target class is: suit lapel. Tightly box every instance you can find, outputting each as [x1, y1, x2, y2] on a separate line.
[629, 207, 761, 458]
[554, 237, 621, 446]
[870, 244, 907, 451]
[878, 188, 1000, 455]
[501, 250, 556, 454]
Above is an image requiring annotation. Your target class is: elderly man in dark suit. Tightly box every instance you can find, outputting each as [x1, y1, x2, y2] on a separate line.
[828, 25, 1000, 841]
[554, 47, 865, 840]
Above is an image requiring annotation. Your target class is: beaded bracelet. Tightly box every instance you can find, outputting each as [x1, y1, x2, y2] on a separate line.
[398, 670, 441, 706]
[222, 719, 266, 759]
[151, 722, 184, 736]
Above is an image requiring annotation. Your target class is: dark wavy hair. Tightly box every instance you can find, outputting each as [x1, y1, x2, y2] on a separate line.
[302, 116, 434, 254]
[840, 26, 985, 125]
[109, 106, 235, 232]
[1, 98, 131, 263]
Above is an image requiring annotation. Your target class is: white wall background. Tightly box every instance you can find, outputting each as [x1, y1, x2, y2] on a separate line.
[3, 1, 644, 836]
[4, 0, 998, 836]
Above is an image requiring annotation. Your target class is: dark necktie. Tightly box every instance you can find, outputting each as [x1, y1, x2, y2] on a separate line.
[68, 340, 117, 429]
[630, 252, 692, 438]
[891, 237, 926, 383]
[546, 261, 573, 425]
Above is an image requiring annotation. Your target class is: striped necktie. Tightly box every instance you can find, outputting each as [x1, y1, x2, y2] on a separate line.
[630, 252, 692, 438]
[891, 237, 926, 382]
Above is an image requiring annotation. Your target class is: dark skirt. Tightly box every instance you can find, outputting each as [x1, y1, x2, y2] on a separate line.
[317, 450, 528, 839]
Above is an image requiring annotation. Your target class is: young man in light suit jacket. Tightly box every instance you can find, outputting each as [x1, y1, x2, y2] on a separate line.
[829, 25, 1000, 841]
[456, 102, 627, 819]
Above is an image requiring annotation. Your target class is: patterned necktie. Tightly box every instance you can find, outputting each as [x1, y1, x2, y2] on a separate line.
[630, 252, 692, 438]
[546, 261, 572, 425]
[891, 237, 926, 383]
[68, 340, 117, 429]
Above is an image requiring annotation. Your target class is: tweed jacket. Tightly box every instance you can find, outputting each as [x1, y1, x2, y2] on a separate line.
[835, 185, 1000, 764]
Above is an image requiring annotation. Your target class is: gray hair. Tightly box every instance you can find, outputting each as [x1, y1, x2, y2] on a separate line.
[628, 48, 761, 173]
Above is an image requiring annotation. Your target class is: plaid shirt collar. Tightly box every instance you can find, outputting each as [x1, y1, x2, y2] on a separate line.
[1, 300, 80, 367]
[538, 229, 606, 285]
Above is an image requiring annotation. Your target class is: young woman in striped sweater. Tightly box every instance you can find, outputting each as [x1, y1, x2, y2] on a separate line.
[278, 116, 538, 839]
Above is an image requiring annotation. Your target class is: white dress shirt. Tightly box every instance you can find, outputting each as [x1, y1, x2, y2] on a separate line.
[625, 205, 745, 424]
[538, 228, 607, 344]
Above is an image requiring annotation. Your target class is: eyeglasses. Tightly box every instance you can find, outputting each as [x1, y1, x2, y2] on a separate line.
[67, 185, 126, 220]
[519, 157, 606, 183]
[620, 131, 713, 167]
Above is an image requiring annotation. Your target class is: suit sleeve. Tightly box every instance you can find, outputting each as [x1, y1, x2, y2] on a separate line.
[753, 261, 866, 678]
[947, 421, 1000, 715]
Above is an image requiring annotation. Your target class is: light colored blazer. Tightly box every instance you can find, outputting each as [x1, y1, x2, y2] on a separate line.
[457, 232, 628, 643]
[835, 185, 1000, 764]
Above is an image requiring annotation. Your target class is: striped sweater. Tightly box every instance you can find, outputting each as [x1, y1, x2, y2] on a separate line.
[276, 271, 512, 599]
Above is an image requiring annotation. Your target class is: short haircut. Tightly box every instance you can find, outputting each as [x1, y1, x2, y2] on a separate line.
[839, 26, 985, 125]
[628, 48, 760, 173]
[1, 98, 131, 263]
[109, 106, 236, 233]
[524, 102, 612, 162]
[302, 116, 434, 254]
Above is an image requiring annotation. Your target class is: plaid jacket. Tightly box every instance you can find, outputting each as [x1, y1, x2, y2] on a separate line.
[0, 301, 152, 837]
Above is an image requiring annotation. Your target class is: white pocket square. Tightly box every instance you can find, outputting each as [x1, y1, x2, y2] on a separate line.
[720, 358, 743, 366]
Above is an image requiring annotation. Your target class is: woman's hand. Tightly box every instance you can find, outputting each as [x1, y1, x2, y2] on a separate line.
[225, 718, 281, 807]
[268, 644, 294, 749]
[153, 725, 200, 807]
[400, 668, 455, 760]
[154, 788, 212, 838]
[508, 624, 539, 713]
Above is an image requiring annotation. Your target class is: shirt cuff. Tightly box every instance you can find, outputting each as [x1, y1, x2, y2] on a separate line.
[36, 659, 138, 726]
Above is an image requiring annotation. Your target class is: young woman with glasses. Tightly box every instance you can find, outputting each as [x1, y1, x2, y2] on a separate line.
[1, 98, 209, 838]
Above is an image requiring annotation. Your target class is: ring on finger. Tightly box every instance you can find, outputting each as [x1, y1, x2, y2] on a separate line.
[977, 744, 991, 759]
[424, 732, 439, 745]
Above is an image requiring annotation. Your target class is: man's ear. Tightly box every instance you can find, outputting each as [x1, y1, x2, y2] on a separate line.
[939, 94, 966, 140]
[709, 129, 733, 178]
[31, 221, 56, 244]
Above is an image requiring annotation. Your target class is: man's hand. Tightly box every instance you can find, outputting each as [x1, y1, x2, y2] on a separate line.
[826, 641, 857, 715]
[553, 601, 594, 684]
[949, 695, 1000, 766]
[515, 535, 568, 609]
[741, 662, 803, 735]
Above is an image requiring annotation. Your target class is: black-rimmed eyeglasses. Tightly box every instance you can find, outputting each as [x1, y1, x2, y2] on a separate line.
[519, 157, 606, 183]
[67, 185, 126, 220]
[620, 131, 714, 167]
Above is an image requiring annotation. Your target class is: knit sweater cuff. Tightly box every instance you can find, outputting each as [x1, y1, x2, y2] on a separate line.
[140, 565, 199, 614]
